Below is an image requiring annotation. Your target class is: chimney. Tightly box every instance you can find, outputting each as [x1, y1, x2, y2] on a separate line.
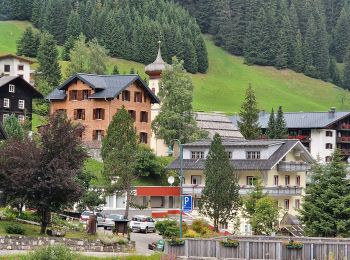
[329, 107, 336, 118]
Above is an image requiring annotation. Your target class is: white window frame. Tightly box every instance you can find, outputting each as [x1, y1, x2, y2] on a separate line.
[191, 175, 202, 185]
[2, 114, 9, 122]
[247, 176, 257, 186]
[191, 151, 205, 159]
[18, 115, 25, 122]
[9, 84, 15, 93]
[246, 151, 261, 159]
[284, 199, 290, 210]
[3, 98, 10, 108]
[227, 151, 232, 159]
[18, 99, 25, 109]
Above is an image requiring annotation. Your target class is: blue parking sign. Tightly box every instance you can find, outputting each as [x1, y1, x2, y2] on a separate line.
[183, 195, 192, 212]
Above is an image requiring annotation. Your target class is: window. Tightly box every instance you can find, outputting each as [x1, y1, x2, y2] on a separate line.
[128, 110, 136, 121]
[296, 176, 301, 186]
[92, 130, 104, 141]
[3, 98, 9, 108]
[247, 176, 257, 186]
[18, 99, 25, 109]
[140, 132, 148, 144]
[326, 131, 333, 137]
[219, 222, 228, 229]
[2, 114, 9, 122]
[134, 92, 142, 102]
[326, 143, 333, 149]
[284, 199, 290, 210]
[227, 151, 232, 159]
[191, 151, 205, 159]
[93, 108, 105, 120]
[140, 111, 148, 123]
[122, 90, 130, 101]
[285, 175, 290, 186]
[70, 90, 78, 101]
[325, 156, 332, 162]
[18, 65, 24, 71]
[191, 175, 202, 185]
[74, 109, 85, 120]
[295, 199, 300, 209]
[246, 151, 261, 159]
[4, 65, 10, 72]
[18, 115, 25, 122]
[9, 84, 15, 93]
[273, 175, 279, 186]
[83, 90, 90, 100]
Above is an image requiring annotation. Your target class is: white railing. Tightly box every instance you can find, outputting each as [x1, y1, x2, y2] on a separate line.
[278, 161, 310, 172]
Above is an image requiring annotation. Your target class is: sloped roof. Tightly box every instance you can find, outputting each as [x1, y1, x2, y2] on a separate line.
[46, 73, 160, 103]
[230, 111, 350, 129]
[0, 76, 42, 98]
[195, 112, 243, 139]
[0, 54, 34, 64]
[167, 139, 313, 171]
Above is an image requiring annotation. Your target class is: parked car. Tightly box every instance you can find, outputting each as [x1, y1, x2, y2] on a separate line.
[103, 214, 124, 229]
[79, 211, 104, 227]
[129, 215, 156, 233]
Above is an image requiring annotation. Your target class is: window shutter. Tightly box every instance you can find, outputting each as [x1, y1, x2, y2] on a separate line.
[134, 93, 137, 102]
[82, 109, 85, 120]
[77, 90, 83, 101]
[101, 109, 105, 120]
[69, 91, 73, 101]
[93, 109, 96, 120]
[73, 109, 77, 120]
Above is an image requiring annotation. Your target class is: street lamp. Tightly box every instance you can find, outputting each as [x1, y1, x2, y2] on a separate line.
[171, 139, 184, 239]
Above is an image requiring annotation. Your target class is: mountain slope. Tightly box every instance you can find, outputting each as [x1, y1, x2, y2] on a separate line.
[1, 21, 349, 114]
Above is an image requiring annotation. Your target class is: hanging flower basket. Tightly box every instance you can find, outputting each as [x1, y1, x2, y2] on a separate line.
[220, 238, 239, 247]
[285, 240, 303, 249]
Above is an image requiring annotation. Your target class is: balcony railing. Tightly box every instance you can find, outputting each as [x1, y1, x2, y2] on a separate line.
[182, 185, 302, 196]
[288, 135, 310, 142]
[337, 137, 350, 143]
[277, 161, 310, 172]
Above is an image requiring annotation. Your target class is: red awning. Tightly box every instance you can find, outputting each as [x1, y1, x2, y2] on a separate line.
[136, 186, 180, 196]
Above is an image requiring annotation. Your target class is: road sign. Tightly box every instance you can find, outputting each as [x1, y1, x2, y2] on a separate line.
[183, 195, 192, 212]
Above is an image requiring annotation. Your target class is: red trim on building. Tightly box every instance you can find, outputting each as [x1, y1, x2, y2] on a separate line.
[136, 186, 180, 196]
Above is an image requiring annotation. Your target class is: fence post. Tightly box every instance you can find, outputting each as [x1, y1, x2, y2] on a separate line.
[345, 244, 348, 259]
[310, 243, 313, 260]
[245, 241, 250, 260]
[216, 240, 220, 259]
[276, 242, 282, 260]
[185, 239, 189, 258]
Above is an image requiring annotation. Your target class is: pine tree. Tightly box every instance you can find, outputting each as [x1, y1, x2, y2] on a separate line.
[275, 106, 288, 138]
[130, 68, 135, 74]
[275, 27, 289, 69]
[334, 5, 350, 62]
[101, 107, 138, 219]
[266, 108, 276, 139]
[66, 10, 82, 39]
[184, 39, 198, 73]
[195, 35, 208, 73]
[37, 32, 61, 88]
[199, 133, 240, 232]
[3, 114, 25, 141]
[16, 27, 39, 58]
[300, 150, 350, 237]
[112, 65, 120, 75]
[61, 36, 76, 61]
[329, 57, 342, 87]
[343, 47, 350, 89]
[293, 30, 305, 72]
[237, 84, 261, 139]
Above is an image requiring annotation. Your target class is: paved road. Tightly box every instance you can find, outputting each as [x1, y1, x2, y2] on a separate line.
[130, 230, 163, 255]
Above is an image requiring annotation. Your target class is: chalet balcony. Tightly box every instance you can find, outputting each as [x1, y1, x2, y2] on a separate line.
[337, 137, 350, 143]
[341, 149, 350, 155]
[288, 135, 310, 142]
[277, 161, 310, 172]
[338, 123, 350, 130]
[182, 185, 302, 196]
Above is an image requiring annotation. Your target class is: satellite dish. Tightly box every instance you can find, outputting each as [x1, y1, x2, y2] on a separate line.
[168, 176, 175, 185]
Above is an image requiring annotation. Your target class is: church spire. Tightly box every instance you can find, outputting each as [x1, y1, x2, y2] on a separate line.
[145, 40, 169, 77]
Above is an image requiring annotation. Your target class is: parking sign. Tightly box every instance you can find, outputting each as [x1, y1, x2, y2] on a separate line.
[183, 195, 192, 212]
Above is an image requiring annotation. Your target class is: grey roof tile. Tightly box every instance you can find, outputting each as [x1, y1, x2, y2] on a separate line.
[230, 111, 350, 129]
[46, 88, 66, 100]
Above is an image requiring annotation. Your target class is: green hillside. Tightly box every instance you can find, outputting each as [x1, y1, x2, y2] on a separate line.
[1, 21, 350, 114]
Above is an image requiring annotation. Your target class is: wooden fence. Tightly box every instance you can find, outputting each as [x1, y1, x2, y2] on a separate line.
[165, 235, 350, 259]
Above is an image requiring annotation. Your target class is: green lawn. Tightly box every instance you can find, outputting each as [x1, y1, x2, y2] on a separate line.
[0, 20, 32, 55]
[1, 21, 349, 115]
[31, 113, 47, 132]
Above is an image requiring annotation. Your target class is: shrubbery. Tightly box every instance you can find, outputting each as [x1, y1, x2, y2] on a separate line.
[155, 219, 177, 236]
[5, 225, 25, 235]
[98, 232, 128, 245]
[26, 245, 77, 260]
[191, 219, 209, 235]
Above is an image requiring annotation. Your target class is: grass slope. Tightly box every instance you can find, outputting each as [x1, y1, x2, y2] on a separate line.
[1, 21, 349, 114]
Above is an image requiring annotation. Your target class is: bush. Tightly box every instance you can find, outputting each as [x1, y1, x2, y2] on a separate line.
[98, 232, 128, 245]
[184, 229, 199, 238]
[27, 245, 78, 260]
[163, 225, 179, 239]
[191, 219, 208, 234]
[182, 222, 189, 233]
[155, 219, 177, 235]
[3, 208, 16, 221]
[19, 211, 41, 223]
[5, 225, 25, 235]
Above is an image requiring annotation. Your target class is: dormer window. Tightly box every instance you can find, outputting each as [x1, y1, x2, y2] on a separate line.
[9, 84, 15, 93]
[191, 151, 205, 159]
[70, 90, 78, 100]
[134, 92, 142, 102]
[246, 151, 260, 159]
[122, 90, 130, 101]
[83, 90, 89, 100]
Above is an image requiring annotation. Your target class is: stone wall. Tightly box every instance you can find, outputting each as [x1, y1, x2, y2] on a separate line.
[0, 235, 135, 252]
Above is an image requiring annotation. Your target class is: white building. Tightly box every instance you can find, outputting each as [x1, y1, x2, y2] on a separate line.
[231, 108, 350, 163]
[0, 54, 34, 84]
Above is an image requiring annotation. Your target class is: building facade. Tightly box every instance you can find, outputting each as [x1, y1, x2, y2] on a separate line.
[167, 138, 314, 234]
[0, 76, 42, 125]
[231, 108, 350, 163]
[0, 54, 34, 84]
[46, 73, 159, 155]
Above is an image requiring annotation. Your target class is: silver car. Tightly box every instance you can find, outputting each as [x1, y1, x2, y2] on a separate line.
[103, 214, 124, 229]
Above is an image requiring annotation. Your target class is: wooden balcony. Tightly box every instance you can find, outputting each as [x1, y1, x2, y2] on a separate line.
[288, 135, 310, 142]
[277, 161, 310, 172]
[337, 137, 350, 143]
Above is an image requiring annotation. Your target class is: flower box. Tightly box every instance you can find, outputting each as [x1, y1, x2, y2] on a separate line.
[169, 239, 185, 246]
[220, 239, 239, 247]
[285, 240, 303, 249]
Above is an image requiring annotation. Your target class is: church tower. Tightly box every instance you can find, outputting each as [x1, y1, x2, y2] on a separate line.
[145, 42, 170, 156]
